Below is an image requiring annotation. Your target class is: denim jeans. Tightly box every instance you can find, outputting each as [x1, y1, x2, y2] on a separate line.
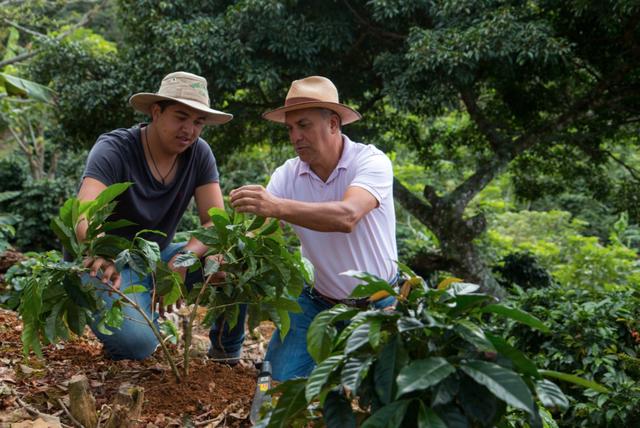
[265, 287, 396, 381]
[84, 242, 246, 361]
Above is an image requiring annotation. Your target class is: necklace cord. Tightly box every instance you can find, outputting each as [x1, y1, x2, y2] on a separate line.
[144, 127, 178, 185]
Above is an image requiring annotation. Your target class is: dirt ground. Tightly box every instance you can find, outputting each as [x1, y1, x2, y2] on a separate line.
[0, 306, 276, 428]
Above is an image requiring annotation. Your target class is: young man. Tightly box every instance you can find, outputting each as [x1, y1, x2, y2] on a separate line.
[78, 71, 244, 361]
[230, 76, 398, 380]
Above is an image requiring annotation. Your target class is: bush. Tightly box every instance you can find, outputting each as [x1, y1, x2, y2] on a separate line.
[11, 178, 76, 251]
[503, 284, 640, 427]
[494, 252, 554, 290]
[481, 210, 640, 290]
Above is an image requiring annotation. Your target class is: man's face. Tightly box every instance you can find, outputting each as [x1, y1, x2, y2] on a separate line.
[284, 109, 337, 165]
[151, 103, 207, 154]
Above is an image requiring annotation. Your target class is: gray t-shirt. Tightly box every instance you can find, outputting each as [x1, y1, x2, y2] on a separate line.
[82, 125, 219, 249]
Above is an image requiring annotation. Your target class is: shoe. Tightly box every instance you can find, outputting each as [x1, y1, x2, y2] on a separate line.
[207, 346, 240, 366]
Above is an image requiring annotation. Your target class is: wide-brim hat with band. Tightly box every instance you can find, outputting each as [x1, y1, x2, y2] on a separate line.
[129, 71, 233, 125]
[262, 76, 361, 125]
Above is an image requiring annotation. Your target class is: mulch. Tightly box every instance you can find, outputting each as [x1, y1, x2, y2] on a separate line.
[0, 305, 276, 427]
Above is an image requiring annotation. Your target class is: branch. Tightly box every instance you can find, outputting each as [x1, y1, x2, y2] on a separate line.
[405, 249, 456, 277]
[603, 149, 640, 182]
[342, 0, 406, 41]
[459, 87, 507, 152]
[0, 0, 106, 68]
[2, 18, 49, 38]
[393, 178, 434, 227]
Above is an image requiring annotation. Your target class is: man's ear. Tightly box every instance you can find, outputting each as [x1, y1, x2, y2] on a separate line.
[150, 103, 162, 122]
[330, 113, 341, 134]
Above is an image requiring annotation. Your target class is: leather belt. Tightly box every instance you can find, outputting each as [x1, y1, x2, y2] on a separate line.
[308, 286, 371, 308]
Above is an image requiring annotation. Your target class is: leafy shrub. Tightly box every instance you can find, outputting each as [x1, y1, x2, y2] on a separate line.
[10, 177, 75, 251]
[0, 191, 21, 253]
[481, 210, 640, 290]
[503, 284, 640, 427]
[494, 252, 554, 290]
[257, 273, 602, 427]
[0, 156, 27, 193]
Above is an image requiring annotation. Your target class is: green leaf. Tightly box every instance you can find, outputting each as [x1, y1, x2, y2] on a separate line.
[104, 303, 124, 329]
[323, 390, 357, 428]
[101, 219, 137, 232]
[535, 379, 569, 410]
[343, 270, 398, 298]
[375, 336, 406, 404]
[259, 218, 280, 236]
[247, 215, 267, 231]
[204, 257, 220, 276]
[417, 402, 447, 428]
[481, 304, 550, 333]
[485, 333, 539, 378]
[460, 360, 536, 415]
[136, 239, 161, 271]
[0, 72, 55, 103]
[123, 285, 147, 294]
[307, 304, 358, 363]
[345, 322, 371, 354]
[306, 355, 344, 402]
[173, 252, 199, 268]
[341, 355, 373, 392]
[93, 182, 133, 209]
[397, 316, 425, 332]
[361, 399, 410, 428]
[266, 379, 307, 428]
[454, 320, 496, 352]
[539, 370, 609, 393]
[368, 317, 382, 348]
[276, 309, 290, 339]
[396, 358, 456, 398]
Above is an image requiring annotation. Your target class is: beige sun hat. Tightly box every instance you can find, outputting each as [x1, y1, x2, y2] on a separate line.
[262, 76, 361, 125]
[129, 71, 233, 125]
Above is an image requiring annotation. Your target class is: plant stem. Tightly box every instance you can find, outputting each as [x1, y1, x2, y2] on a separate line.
[108, 284, 182, 383]
[183, 270, 221, 378]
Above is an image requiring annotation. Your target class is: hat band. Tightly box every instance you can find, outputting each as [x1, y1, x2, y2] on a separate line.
[284, 97, 331, 106]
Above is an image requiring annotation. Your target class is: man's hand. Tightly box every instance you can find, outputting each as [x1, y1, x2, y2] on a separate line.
[229, 185, 280, 217]
[84, 257, 121, 289]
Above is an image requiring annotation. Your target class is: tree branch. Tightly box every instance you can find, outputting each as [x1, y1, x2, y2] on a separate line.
[393, 178, 433, 227]
[459, 87, 506, 152]
[603, 149, 640, 182]
[342, 0, 406, 41]
[0, 0, 106, 69]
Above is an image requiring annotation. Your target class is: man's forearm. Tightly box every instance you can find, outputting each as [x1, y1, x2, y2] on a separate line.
[276, 199, 360, 233]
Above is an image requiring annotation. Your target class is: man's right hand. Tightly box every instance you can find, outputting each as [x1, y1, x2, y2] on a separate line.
[83, 256, 121, 289]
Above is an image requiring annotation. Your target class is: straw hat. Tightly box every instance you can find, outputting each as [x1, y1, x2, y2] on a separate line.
[129, 71, 233, 125]
[262, 76, 361, 125]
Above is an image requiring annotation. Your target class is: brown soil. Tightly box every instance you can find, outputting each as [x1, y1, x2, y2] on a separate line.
[0, 308, 276, 427]
[0, 249, 25, 274]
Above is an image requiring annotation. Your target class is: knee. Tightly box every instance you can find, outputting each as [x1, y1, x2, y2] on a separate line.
[97, 323, 159, 360]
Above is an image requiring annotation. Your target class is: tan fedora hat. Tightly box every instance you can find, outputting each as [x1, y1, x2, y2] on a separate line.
[129, 71, 233, 125]
[262, 76, 361, 125]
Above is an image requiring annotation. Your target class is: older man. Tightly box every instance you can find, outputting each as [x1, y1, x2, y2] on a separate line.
[230, 76, 398, 380]
[78, 71, 244, 362]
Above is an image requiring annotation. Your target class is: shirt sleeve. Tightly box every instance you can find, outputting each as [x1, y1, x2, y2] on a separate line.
[266, 163, 288, 198]
[82, 136, 125, 186]
[195, 139, 220, 187]
[350, 150, 393, 204]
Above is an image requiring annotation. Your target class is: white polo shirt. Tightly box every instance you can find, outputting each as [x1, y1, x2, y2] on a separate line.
[266, 135, 397, 300]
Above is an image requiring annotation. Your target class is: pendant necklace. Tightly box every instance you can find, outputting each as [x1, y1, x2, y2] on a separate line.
[144, 127, 178, 185]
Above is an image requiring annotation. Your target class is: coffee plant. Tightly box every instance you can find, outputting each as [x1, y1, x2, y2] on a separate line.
[17, 183, 312, 382]
[256, 271, 606, 427]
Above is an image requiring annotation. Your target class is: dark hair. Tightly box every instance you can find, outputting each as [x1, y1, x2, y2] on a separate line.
[155, 100, 180, 112]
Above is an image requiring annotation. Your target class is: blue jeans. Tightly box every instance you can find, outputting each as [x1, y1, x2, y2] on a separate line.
[84, 242, 246, 361]
[265, 287, 396, 381]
